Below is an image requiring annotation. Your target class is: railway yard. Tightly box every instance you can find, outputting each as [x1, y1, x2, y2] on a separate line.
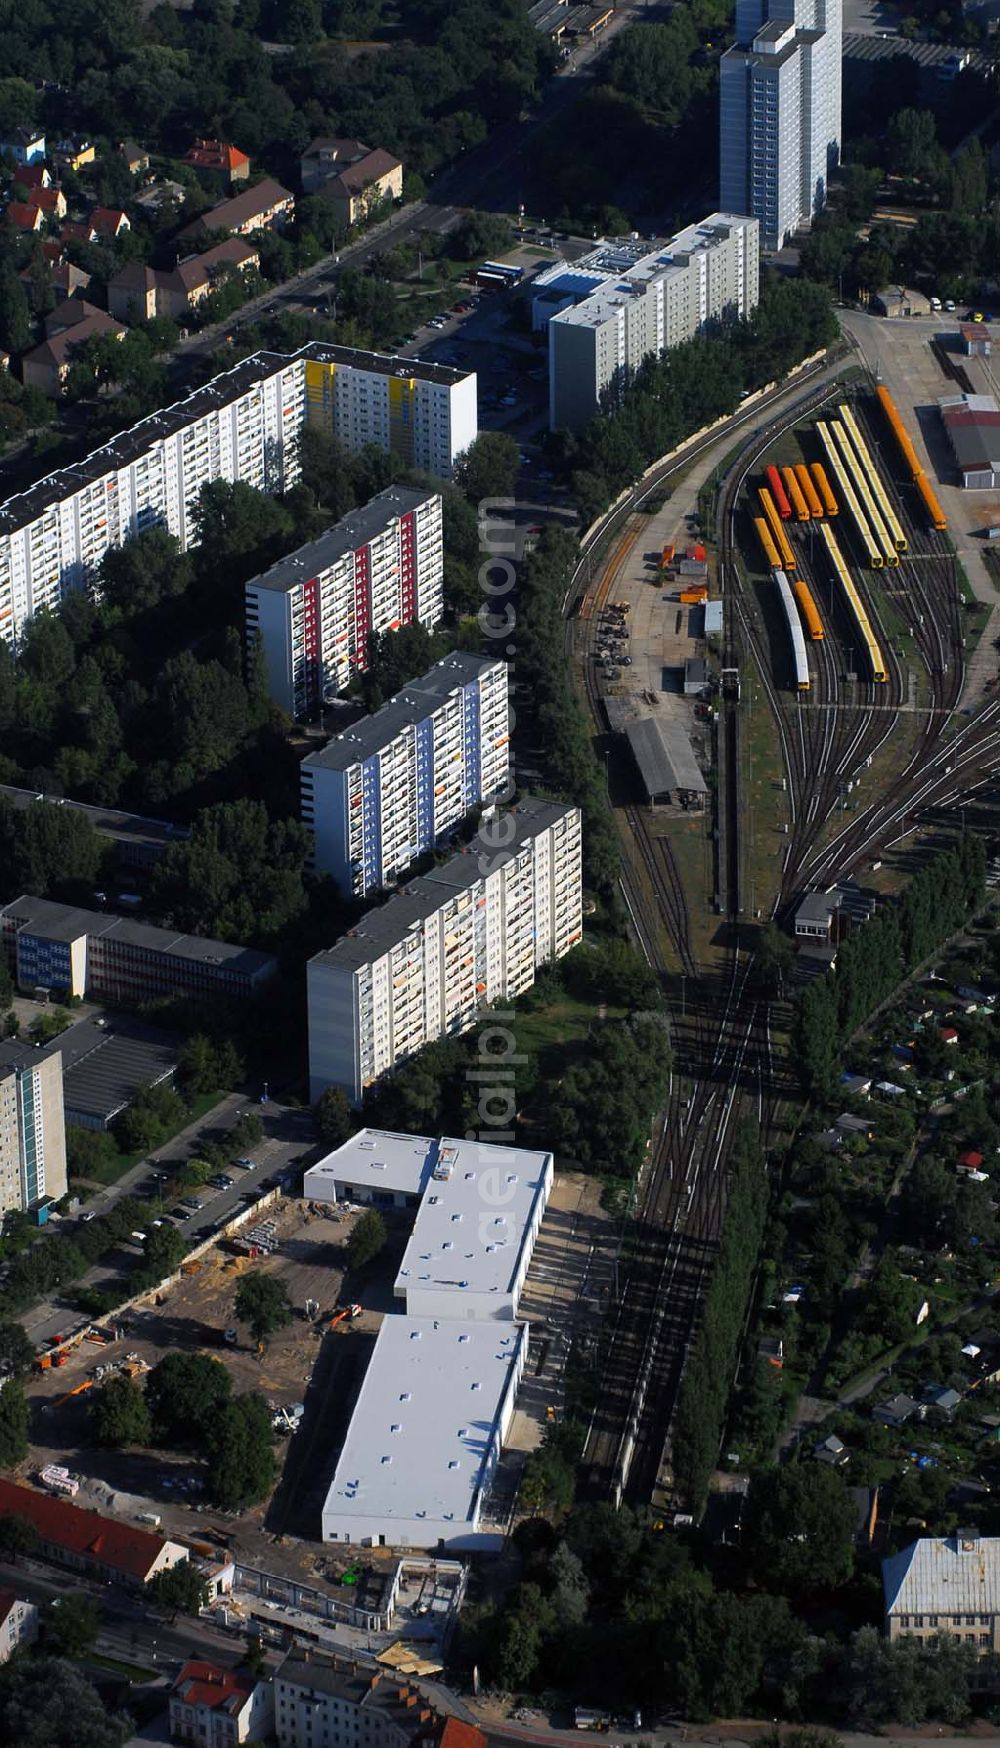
[566, 342, 1000, 1516]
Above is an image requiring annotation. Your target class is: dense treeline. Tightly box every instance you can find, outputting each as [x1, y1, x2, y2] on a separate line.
[797, 835, 987, 1096]
[525, 3, 729, 229]
[512, 527, 620, 892]
[0, 0, 550, 183]
[555, 278, 837, 523]
[672, 1125, 769, 1511]
[462, 1496, 986, 1723]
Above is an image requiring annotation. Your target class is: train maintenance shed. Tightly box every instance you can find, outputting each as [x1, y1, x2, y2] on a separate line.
[625, 716, 708, 809]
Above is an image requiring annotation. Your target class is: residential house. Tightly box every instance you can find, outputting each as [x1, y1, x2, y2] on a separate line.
[962, 1335, 1000, 1389]
[182, 139, 251, 184]
[61, 219, 98, 245]
[90, 207, 130, 240]
[814, 1433, 850, 1467]
[940, 1026, 960, 1046]
[841, 1072, 872, 1098]
[119, 142, 150, 176]
[157, 238, 259, 319]
[836, 1112, 874, 1139]
[1, 128, 45, 166]
[815, 1127, 844, 1151]
[6, 202, 43, 233]
[922, 1385, 962, 1418]
[31, 187, 67, 221]
[106, 262, 159, 323]
[169, 1661, 273, 1746]
[52, 139, 96, 172]
[43, 300, 108, 340]
[883, 1533, 1000, 1653]
[871, 1393, 920, 1428]
[300, 137, 403, 224]
[181, 177, 294, 239]
[875, 1079, 907, 1099]
[22, 257, 92, 305]
[0, 1478, 188, 1585]
[21, 309, 126, 395]
[274, 1650, 488, 1748]
[851, 1485, 880, 1549]
[13, 163, 51, 192]
[957, 1150, 985, 1174]
[0, 1590, 38, 1661]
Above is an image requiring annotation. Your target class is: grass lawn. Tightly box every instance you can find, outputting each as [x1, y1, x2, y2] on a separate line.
[85, 1653, 158, 1681]
[512, 996, 625, 1061]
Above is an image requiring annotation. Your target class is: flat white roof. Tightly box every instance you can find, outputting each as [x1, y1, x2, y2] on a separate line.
[322, 1317, 527, 1533]
[540, 212, 754, 331]
[304, 1128, 435, 1201]
[395, 1136, 552, 1304]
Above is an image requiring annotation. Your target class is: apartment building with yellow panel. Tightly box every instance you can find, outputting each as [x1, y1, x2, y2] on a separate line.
[304, 347, 477, 478]
[0, 344, 475, 649]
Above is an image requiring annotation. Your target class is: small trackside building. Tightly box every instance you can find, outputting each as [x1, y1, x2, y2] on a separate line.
[321, 1316, 528, 1550]
[0, 1478, 188, 1586]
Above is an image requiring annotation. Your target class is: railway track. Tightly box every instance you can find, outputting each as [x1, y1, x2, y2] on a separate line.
[565, 367, 982, 1515]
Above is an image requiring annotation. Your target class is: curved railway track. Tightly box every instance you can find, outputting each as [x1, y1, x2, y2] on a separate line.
[564, 366, 976, 1512]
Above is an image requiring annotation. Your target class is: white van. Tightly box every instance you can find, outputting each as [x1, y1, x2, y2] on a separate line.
[929, 296, 942, 311]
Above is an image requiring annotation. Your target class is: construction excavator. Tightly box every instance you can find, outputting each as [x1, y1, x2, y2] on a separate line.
[327, 1303, 362, 1332]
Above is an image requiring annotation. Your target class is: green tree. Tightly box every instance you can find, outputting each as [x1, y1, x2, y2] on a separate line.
[0, 1512, 37, 1563]
[234, 1274, 292, 1348]
[886, 107, 939, 179]
[456, 431, 521, 504]
[112, 1081, 186, 1154]
[313, 1086, 354, 1148]
[147, 1560, 210, 1617]
[346, 1208, 387, 1271]
[146, 1351, 232, 1446]
[142, 1223, 188, 1278]
[0, 260, 32, 357]
[206, 1393, 275, 1509]
[0, 1657, 132, 1748]
[753, 922, 795, 995]
[151, 799, 310, 948]
[0, 1323, 33, 1380]
[43, 1595, 100, 1660]
[746, 1462, 856, 1591]
[0, 1382, 29, 1467]
[89, 1374, 152, 1448]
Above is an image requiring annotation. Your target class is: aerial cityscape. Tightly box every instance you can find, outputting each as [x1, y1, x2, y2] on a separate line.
[0, 1, 998, 1745]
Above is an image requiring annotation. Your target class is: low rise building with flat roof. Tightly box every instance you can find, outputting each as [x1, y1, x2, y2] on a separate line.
[57, 1017, 177, 1132]
[0, 895, 276, 1006]
[305, 1129, 554, 1320]
[321, 1316, 527, 1550]
[300, 651, 509, 892]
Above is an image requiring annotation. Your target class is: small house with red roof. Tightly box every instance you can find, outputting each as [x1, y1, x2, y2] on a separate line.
[6, 201, 43, 232]
[182, 139, 251, 184]
[90, 207, 130, 239]
[0, 1477, 188, 1585]
[940, 1026, 960, 1046]
[31, 187, 67, 220]
[170, 1661, 272, 1746]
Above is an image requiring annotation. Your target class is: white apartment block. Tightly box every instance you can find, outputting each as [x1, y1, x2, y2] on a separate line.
[720, 0, 842, 251]
[307, 797, 582, 1104]
[0, 1590, 38, 1663]
[534, 214, 760, 431]
[0, 345, 476, 648]
[245, 487, 444, 718]
[0, 1038, 67, 1215]
[301, 652, 509, 893]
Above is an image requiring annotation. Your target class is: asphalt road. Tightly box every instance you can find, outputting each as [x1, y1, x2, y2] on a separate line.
[170, 2, 650, 376]
[21, 1099, 316, 1351]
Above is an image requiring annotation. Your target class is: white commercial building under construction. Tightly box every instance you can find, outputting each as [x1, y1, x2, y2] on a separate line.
[303, 1128, 554, 1550]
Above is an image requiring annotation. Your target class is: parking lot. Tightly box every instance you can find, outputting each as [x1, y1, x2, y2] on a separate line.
[21, 1196, 387, 1555]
